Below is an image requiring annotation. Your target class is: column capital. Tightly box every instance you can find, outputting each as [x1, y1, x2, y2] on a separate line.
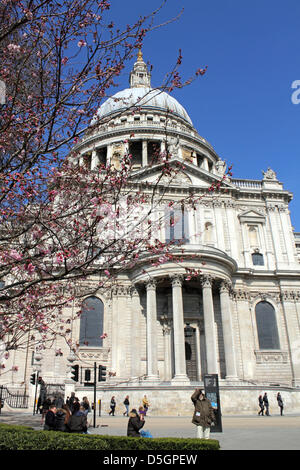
[220, 279, 232, 294]
[201, 274, 213, 288]
[130, 284, 140, 297]
[170, 273, 184, 287]
[145, 278, 157, 291]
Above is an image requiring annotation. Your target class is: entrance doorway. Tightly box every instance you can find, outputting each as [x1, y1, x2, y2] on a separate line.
[185, 325, 198, 381]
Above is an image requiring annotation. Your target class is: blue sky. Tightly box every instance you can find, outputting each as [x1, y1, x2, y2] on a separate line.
[106, 0, 300, 230]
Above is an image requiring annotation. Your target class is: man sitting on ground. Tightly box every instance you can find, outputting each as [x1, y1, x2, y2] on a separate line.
[43, 404, 57, 431]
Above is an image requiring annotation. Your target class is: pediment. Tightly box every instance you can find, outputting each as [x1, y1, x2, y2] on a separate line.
[129, 158, 235, 190]
[238, 209, 266, 224]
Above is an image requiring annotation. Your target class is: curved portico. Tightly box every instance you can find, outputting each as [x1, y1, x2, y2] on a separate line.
[130, 245, 239, 384]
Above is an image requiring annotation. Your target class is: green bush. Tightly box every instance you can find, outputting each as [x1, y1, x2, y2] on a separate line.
[0, 423, 219, 451]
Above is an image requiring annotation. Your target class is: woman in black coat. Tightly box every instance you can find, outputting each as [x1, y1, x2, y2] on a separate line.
[55, 408, 68, 432]
[127, 409, 145, 437]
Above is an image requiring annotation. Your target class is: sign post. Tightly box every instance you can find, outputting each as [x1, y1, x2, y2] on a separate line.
[204, 374, 222, 432]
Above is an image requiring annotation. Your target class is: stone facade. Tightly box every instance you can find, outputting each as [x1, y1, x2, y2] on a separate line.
[2, 52, 300, 415]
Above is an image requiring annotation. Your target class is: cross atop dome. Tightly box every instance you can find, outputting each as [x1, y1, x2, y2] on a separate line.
[129, 48, 151, 88]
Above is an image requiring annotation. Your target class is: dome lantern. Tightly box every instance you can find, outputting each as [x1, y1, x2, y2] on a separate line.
[129, 48, 151, 88]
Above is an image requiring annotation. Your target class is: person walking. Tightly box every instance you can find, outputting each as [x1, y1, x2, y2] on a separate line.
[258, 395, 264, 416]
[127, 408, 145, 437]
[263, 392, 270, 416]
[142, 395, 150, 416]
[277, 392, 284, 416]
[109, 396, 116, 416]
[123, 395, 130, 416]
[191, 389, 216, 440]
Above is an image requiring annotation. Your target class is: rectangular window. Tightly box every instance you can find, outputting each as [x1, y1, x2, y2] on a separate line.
[165, 207, 189, 244]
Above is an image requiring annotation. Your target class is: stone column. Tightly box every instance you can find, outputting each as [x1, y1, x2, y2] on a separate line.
[106, 144, 112, 166]
[91, 150, 100, 170]
[281, 290, 300, 387]
[110, 287, 118, 374]
[201, 275, 218, 374]
[234, 289, 255, 380]
[145, 279, 159, 382]
[142, 140, 148, 166]
[195, 322, 202, 381]
[162, 321, 172, 381]
[130, 285, 141, 380]
[219, 281, 238, 380]
[171, 274, 189, 384]
[202, 157, 209, 171]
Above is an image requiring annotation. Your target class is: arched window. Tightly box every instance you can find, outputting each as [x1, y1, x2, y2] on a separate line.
[203, 222, 213, 243]
[79, 296, 104, 347]
[255, 301, 280, 350]
[252, 252, 264, 266]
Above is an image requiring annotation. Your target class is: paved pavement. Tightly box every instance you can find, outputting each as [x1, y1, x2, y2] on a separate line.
[1, 410, 300, 450]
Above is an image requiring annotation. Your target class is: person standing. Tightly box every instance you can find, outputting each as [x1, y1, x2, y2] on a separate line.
[54, 393, 64, 409]
[123, 395, 130, 416]
[263, 392, 270, 416]
[277, 392, 284, 416]
[109, 396, 116, 416]
[191, 389, 216, 440]
[142, 395, 150, 416]
[67, 391, 79, 414]
[258, 395, 264, 416]
[41, 397, 52, 425]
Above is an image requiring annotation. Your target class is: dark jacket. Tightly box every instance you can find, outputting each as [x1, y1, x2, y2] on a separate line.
[55, 409, 68, 432]
[127, 410, 145, 437]
[44, 410, 56, 430]
[263, 394, 269, 405]
[277, 394, 283, 407]
[67, 411, 87, 433]
[191, 390, 216, 428]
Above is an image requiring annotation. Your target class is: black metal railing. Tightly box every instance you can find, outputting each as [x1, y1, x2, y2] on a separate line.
[0, 385, 29, 411]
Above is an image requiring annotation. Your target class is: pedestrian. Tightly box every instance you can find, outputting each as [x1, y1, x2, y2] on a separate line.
[41, 397, 52, 424]
[263, 392, 270, 416]
[138, 406, 146, 420]
[258, 395, 264, 416]
[191, 388, 216, 440]
[43, 404, 57, 430]
[66, 402, 88, 434]
[81, 396, 91, 416]
[67, 391, 78, 414]
[54, 393, 64, 409]
[123, 395, 130, 416]
[277, 392, 284, 416]
[142, 395, 150, 415]
[127, 408, 145, 437]
[109, 396, 116, 416]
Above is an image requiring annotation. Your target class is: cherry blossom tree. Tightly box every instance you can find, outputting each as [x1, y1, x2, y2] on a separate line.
[0, 0, 213, 361]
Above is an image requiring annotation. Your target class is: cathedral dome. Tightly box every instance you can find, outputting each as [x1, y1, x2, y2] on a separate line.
[93, 87, 193, 126]
[92, 50, 193, 127]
